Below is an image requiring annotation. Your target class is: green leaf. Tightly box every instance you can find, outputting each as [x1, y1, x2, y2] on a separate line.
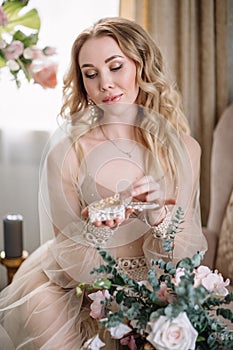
[116, 290, 124, 304]
[7, 9, 40, 31]
[92, 278, 112, 290]
[191, 251, 205, 267]
[216, 307, 233, 322]
[13, 30, 39, 47]
[1, 2, 41, 34]
[0, 55, 7, 68]
[3, 1, 25, 19]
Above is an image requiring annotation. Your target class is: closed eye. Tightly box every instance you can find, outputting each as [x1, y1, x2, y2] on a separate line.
[111, 64, 123, 72]
[85, 72, 97, 79]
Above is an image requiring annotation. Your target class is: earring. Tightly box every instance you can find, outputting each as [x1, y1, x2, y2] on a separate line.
[88, 98, 98, 124]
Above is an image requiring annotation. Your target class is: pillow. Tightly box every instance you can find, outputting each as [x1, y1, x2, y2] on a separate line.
[215, 189, 233, 282]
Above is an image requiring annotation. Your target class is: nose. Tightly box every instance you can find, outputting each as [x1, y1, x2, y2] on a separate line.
[99, 73, 114, 92]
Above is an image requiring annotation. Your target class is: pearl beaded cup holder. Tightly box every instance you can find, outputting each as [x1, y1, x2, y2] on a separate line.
[86, 194, 164, 246]
[88, 194, 125, 223]
[85, 194, 123, 246]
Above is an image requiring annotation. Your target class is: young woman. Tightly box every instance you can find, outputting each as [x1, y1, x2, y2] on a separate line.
[0, 17, 207, 349]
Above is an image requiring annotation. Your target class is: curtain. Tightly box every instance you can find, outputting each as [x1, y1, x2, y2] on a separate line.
[119, 0, 228, 224]
[0, 128, 50, 290]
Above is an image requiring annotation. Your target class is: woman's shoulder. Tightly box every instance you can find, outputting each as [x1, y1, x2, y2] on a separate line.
[47, 135, 78, 171]
[181, 134, 201, 169]
[182, 134, 201, 157]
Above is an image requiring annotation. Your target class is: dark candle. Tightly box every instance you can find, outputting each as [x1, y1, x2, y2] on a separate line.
[3, 214, 23, 258]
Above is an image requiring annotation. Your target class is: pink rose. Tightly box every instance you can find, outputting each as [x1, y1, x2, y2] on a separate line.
[4, 41, 24, 60]
[24, 46, 44, 60]
[0, 6, 8, 26]
[29, 59, 58, 89]
[146, 312, 198, 350]
[193, 265, 211, 287]
[201, 271, 230, 296]
[88, 290, 110, 319]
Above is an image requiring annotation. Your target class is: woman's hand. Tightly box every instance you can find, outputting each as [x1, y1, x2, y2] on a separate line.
[82, 175, 176, 228]
[130, 176, 176, 225]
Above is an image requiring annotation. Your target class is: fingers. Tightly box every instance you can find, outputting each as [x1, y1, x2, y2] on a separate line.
[131, 176, 176, 208]
[165, 198, 176, 206]
[81, 207, 89, 218]
[131, 176, 162, 203]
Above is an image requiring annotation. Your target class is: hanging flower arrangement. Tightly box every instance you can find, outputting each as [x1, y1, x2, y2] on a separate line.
[0, 0, 57, 88]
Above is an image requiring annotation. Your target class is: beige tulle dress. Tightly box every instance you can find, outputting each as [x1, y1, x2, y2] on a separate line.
[0, 114, 207, 350]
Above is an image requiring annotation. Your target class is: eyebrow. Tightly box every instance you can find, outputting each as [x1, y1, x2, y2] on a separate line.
[80, 55, 124, 69]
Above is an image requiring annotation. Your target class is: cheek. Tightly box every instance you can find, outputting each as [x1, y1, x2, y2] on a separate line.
[83, 80, 96, 99]
[124, 67, 138, 93]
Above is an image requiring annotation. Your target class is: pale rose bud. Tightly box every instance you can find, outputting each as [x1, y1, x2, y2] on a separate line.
[23, 46, 43, 60]
[109, 323, 132, 339]
[0, 6, 8, 26]
[23, 47, 34, 60]
[43, 46, 57, 56]
[7, 59, 20, 71]
[0, 39, 6, 49]
[173, 267, 185, 285]
[4, 41, 24, 60]
[88, 290, 111, 319]
[31, 48, 44, 60]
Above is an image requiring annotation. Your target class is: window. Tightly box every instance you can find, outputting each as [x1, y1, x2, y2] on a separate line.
[0, 0, 119, 130]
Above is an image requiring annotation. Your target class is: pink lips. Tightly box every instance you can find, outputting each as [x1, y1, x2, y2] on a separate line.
[102, 93, 123, 104]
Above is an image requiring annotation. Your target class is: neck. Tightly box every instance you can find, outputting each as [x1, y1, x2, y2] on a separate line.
[101, 103, 138, 127]
[99, 123, 136, 140]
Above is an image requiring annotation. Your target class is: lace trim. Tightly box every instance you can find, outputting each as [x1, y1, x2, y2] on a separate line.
[117, 256, 148, 282]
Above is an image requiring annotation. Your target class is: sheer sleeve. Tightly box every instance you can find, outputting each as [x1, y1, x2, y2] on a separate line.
[143, 134, 208, 265]
[39, 135, 108, 288]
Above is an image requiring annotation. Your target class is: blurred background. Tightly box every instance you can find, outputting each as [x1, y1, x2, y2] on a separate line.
[0, 0, 233, 289]
[0, 0, 120, 288]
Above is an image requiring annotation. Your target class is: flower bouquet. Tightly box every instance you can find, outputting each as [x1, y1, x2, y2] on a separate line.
[78, 207, 233, 350]
[0, 0, 57, 88]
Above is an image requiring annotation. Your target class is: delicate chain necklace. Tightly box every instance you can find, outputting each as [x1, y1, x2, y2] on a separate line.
[100, 125, 137, 158]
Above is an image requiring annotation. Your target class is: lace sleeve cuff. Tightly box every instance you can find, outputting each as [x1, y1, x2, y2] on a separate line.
[145, 206, 172, 239]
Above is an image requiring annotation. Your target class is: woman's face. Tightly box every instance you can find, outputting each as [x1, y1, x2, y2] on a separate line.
[79, 36, 139, 107]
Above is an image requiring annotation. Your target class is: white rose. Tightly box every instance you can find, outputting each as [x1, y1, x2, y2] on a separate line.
[82, 334, 105, 350]
[109, 323, 131, 339]
[146, 312, 198, 350]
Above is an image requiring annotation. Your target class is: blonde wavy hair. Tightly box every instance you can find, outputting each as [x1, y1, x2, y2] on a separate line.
[60, 17, 190, 186]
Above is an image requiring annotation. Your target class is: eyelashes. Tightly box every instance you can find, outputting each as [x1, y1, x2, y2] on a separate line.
[84, 64, 123, 79]
[85, 72, 97, 79]
[110, 64, 123, 71]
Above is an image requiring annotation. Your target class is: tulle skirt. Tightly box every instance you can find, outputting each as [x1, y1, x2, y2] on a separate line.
[0, 241, 126, 350]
